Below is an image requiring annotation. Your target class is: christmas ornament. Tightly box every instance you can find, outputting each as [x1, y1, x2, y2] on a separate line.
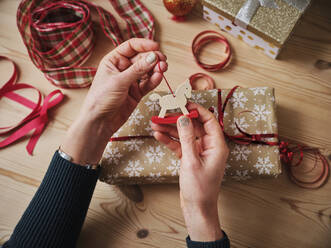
[163, 0, 196, 20]
[150, 63, 199, 124]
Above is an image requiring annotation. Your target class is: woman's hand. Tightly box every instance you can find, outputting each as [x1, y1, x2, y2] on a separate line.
[61, 38, 167, 165]
[151, 103, 229, 242]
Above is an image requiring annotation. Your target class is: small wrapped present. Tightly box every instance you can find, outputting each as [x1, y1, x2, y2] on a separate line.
[202, 0, 311, 58]
[99, 86, 281, 185]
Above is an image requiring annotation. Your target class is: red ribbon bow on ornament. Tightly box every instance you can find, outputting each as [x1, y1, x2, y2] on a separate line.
[0, 56, 64, 155]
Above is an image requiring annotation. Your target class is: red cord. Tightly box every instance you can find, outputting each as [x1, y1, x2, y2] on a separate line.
[157, 62, 175, 97]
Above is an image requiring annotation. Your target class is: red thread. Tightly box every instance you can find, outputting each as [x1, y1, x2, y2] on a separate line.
[157, 62, 175, 97]
[0, 56, 64, 155]
[192, 30, 231, 72]
[151, 109, 198, 124]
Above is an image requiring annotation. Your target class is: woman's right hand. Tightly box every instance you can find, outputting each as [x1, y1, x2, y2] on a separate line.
[151, 103, 229, 242]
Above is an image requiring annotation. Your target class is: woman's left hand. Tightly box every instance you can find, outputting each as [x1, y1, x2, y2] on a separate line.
[83, 38, 167, 134]
[61, 38, 167, 165]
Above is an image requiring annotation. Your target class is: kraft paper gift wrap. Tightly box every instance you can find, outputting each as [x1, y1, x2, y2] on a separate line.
[99, 87, 281, 185]
[202, 0, 311, 59]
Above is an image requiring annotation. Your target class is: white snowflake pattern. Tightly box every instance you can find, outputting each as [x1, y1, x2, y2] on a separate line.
[145, 145, 165, 164]
[105, 173, 119, 183]
[104, 147, 123, 165]
[230, 92, 248, 109]
[254, 156, 274, 175]
[124, 160, 144, 177]
[145, 98, 160, 111]
[231, 145, 252, 161]
[230, 116, 249, 135]
[128, 109, 144, 126]
[251, 87, 267, 95]
[223, 163, 231, 176]
[191, 93, 207, 104]
[124, 139, 144, 151]
[145, 120, 153, 135]
[211, 106, 219, 120]
[252, 104, 271, 121]
[232, 170, 251, 181]
[147, 172, 163, 182]
[112, 126, 123, 138]
[167, 159, 180, 176]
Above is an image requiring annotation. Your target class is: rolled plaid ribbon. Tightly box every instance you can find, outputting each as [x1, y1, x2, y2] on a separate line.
[17, 0, 155, 88]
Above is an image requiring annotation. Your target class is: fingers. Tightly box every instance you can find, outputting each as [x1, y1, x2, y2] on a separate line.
[151, 122, 179, 139]
[118, 52, 159, 88]
[187, 103, 223, 136]
[151, 120, 205, 140]
[153, 131, 182, 158]
[131, 51, 167, 65]
[102, 39, 161, 72]
[177, 116, 198, 161]
[116, 38, 159, 58]
[140, 62, 168, 95]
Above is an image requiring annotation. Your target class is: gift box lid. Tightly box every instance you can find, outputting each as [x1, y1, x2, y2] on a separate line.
[203, 0, 311, 47]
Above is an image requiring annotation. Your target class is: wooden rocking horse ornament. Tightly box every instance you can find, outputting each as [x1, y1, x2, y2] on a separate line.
[150, 80, 199, 124]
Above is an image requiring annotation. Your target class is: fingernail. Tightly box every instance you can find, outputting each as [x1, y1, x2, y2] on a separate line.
[146, 52, 156, 64]
[178, 116, 190, 127]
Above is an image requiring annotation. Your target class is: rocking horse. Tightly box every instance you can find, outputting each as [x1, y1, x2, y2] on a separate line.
[150, 80, 198, 124]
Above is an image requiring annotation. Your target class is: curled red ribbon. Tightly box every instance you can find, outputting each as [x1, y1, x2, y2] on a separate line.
[192, 30, 231, 72]
[0, 56, 64, 155]
[189, 73, 215, 90]
[219, 87, 329, 189]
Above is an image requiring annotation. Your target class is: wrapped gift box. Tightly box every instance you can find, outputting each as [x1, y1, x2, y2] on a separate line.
[202, 0, 311, 58]
[99, 86, 281, 185]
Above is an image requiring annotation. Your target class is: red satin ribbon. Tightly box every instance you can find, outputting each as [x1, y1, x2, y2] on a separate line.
[218, 87, 329, 188]
[0, 56, 64, 155]
[192, 30, 231, 72]
[189, 73, 215, 90]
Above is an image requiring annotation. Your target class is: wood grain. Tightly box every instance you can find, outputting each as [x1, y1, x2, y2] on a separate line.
[0, 0, 331, 247]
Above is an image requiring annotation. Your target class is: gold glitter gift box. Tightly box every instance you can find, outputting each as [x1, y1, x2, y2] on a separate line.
[99, 87, 281, 185]
[202, 0, 311, 58]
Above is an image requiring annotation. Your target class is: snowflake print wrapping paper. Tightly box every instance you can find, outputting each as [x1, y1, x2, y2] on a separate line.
[100, 87, 281, 185]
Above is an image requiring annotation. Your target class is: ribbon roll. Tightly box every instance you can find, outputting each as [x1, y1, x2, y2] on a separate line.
[192, 30, 231, 72]
[17, 0, 155, 88]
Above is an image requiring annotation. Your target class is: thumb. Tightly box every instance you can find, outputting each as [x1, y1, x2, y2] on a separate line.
[177, 116, 198, 161]
[119, 52, 158, 85]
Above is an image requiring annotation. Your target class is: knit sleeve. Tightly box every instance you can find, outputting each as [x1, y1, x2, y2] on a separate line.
[3, 151, 100, 248]
[186, 231, 230, 248]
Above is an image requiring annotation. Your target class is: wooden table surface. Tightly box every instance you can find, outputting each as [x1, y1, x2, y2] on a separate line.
[1, 0, 330, 247]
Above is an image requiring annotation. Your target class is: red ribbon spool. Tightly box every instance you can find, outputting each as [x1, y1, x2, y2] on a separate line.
[192, 30, 231, 72]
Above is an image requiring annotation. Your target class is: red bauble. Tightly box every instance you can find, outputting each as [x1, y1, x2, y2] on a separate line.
[163, 0, 196, 17]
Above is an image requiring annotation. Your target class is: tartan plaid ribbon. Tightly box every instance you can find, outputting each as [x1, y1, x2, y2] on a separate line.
[17, 0, 155, 88]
